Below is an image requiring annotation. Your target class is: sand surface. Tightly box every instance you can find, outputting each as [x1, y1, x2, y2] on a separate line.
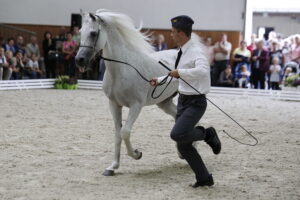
[0, 89, 299, 200]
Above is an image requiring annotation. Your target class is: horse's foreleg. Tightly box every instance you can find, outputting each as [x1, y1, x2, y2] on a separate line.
[121, 104, 143, 160]
[103, 100, 122, 176]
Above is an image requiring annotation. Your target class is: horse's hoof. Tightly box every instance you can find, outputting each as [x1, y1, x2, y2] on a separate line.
[102, 169, 114, 176]
[134, 149, 142, 160]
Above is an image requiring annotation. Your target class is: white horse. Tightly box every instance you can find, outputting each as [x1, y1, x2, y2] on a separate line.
[75, 10, 179, 176]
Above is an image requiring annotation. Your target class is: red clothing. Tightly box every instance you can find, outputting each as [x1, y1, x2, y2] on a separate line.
[247, 44, 255, 54]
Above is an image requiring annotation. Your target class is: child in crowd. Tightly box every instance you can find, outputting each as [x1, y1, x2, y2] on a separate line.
[269, 57, 282, 90]
[25, 53, 42, 79]
[237, 64, 250, 88]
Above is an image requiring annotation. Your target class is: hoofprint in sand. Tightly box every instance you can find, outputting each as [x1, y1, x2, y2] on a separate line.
[0, 89, 299, 200]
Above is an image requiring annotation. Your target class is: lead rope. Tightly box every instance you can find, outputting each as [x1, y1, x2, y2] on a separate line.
[97, 55, 258, 146]
[98, 55, 174, 99]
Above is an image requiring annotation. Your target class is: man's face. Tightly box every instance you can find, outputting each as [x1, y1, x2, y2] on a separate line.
[31, 36, 37, 44]
[257, 41, 264, 49]
[17, 36, 24, 44]
[240, 41, 246, 49]
[221, 34, 227, 42]
[170, 28, 181, 45]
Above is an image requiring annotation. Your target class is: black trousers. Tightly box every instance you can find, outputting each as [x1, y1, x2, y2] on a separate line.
[251, 68, 265, 89]
[45, 58, 56, 78]
[170, 94, 209, 182]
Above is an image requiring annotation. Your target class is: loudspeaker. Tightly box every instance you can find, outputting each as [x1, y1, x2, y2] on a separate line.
[71, 14, 82, 28]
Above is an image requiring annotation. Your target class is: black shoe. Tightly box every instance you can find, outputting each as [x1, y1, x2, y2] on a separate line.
[191, 174, 214, 188]
[205, 127, 221, 155]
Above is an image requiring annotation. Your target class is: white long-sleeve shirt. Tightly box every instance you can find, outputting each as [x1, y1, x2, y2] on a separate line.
[157, 39, 210, 95]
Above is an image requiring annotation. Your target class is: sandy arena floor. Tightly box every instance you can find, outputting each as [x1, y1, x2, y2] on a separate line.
[0, 89, 299, 200]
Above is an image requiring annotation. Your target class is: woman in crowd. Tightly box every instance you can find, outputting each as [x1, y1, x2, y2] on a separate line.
[43, 31, 56, 78]
[62, 32, 78, 77]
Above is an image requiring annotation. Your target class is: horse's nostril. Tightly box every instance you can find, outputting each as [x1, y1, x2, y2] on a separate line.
[76, 57, 85, 65]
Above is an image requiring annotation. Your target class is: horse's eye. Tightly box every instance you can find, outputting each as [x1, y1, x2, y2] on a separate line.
[90, 31, 97, 37]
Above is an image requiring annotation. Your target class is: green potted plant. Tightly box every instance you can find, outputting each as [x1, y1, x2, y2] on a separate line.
[55, 76, 77, 90]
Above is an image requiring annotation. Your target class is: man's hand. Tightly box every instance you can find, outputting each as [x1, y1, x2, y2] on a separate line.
[150, 78, 158, 86]
[168, 70, 180, 78]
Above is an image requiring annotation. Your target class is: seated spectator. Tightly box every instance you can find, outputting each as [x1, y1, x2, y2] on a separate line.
[269, 57, 281, 90]
[232, 40, 251, 71]
[217, 65, 234, 87]
[14, 36, 26, 55]
[212, 33, 232, 86]
[26, 35, 40, 59]
[4, 38, 16, 55]
[154, 34, 168, 51]
[0, 47, 12, 80]
[11, 51, 24, 80]
[24, 54, 42, 79]
[4, 50, 14, 80]
[236, 64, 250, 88]
[63, 32, 78, 77]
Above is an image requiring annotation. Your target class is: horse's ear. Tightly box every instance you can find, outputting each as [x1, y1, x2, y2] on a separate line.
[80, 9, 84, 17]
[89, 13, 96, 21]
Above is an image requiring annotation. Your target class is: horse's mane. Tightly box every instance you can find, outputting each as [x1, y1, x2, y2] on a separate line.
[96, 9, 154, 55]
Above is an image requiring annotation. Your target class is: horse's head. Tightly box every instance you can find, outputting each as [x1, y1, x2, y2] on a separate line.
[75, 11, 107, 72]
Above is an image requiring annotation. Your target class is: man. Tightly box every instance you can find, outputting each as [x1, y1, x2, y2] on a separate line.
[211, 33, 232, 86]
[14, 36, 26, 55]
[251, 40, 269, 89]
[26, 35, 41, 59]
[150, 15, 221, 188]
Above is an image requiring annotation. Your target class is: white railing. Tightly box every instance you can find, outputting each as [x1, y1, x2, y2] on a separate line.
[0, 79, 56, 90]
[0, 79, 299, 101]
[209, 86, 300, 101]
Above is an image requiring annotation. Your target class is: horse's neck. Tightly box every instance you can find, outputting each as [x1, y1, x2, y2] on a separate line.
[103, 33, 142, 77]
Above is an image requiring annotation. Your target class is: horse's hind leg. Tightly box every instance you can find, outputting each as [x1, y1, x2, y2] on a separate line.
[122, 104, 143, 160]
[103, 100, 122, 176]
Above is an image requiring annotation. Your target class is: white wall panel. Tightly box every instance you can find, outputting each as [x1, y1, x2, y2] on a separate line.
[0, 0, 245, 31]
[253, 15, 300, 37]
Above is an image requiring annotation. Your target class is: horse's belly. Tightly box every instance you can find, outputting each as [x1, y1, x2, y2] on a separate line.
[103, 82, 145, 107]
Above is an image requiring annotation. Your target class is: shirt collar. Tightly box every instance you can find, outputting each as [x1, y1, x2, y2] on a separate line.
[180, 38, 193, 54]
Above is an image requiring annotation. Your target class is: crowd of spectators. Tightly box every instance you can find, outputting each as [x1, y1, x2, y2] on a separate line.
[1, 28, 299, 90]
[206, 32, 300, 90]
[0, 26, 82, 81]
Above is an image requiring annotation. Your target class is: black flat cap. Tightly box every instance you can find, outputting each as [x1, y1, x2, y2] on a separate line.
[171, 15, 194, 30]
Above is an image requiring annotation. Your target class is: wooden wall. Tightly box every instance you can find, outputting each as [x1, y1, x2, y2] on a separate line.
[148, 29, 241, 51]
[2, 23, 241, 56]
